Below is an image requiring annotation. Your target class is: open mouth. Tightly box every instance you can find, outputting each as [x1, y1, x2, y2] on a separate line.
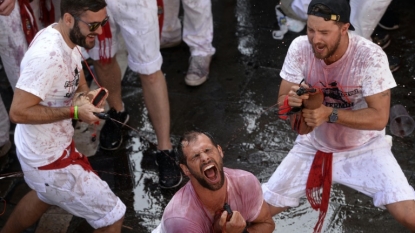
[87, 34, 96, 39]
[203, 164, 218, 182]
[315, 44, 325, 53]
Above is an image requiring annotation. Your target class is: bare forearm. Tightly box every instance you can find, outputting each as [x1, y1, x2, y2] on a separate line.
[329, 90, 390, 130]
[335, 107, 388, 130]
[10, 105, 71, 124]
[247, 220, 275, 233]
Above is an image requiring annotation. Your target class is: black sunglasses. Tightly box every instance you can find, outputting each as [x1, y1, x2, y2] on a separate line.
[74, 15, 109, 32]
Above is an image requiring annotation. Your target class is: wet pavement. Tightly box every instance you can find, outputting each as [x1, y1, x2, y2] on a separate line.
[1, 0, 415, 232]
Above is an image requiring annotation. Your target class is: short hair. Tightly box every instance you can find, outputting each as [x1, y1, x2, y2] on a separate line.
[177, 131, 219, 166]
[308, 4, 345, 28]
[60, 0, 107, 18]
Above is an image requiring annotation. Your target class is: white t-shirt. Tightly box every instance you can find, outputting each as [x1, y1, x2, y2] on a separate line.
[15, 24, 82, 167]
[157, 168, 264, 233]
[280, 32, 396, 152]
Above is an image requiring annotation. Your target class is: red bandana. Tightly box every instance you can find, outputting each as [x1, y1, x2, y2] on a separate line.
[306, 150, 333, 233]
[157, 0, 164, 37]
[97, 21, 112, 64]
[18, 0, 39, 45]
[39, 0, 55, 27]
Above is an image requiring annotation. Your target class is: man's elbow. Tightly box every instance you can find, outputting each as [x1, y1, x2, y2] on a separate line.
[9, 108, 24, 124]
[373, 118, 389, 131]
[269, 220, 276, 232]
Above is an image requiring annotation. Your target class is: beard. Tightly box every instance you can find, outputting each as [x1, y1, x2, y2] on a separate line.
[312, 33, 341, 60]
[69, 22, 95, 49]
[188, 161, 225, 191]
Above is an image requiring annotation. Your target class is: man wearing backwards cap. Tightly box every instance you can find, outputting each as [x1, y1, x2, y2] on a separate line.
[262, 0, 415, 232]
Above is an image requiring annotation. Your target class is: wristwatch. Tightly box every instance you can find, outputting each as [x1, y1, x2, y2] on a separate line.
[328, 108, 338, 123]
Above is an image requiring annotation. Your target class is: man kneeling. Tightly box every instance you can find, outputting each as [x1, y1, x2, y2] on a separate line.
[153, 131, 275, 233]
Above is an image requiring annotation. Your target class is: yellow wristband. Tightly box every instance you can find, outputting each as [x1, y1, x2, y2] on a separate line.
[74, 106, 79, 120]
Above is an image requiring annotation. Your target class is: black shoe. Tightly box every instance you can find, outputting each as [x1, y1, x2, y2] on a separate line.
[378, 10, 399, 30]
[388, 55, 400, 73]
[371, 27, 391, 50]
[100, 108, 130, 150]
[156, 150, 183, 189]
[0, 141, 11, 173]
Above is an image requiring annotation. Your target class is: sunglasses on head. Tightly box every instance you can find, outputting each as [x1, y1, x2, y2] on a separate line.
[73, 15, 109, 32]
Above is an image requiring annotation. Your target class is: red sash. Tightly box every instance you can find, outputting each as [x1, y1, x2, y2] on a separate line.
[39, 0, 55, 27]
[38, 140, 95, 174]
[18, 0, 39, 45]
[97, 22, 112, 64]
[306, 151, 333, 233]
[157, 0, 164, 37]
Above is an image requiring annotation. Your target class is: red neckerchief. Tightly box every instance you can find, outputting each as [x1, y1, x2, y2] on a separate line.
[18, 0, 39, 45]
[306, 150, 333, 233]
[38, 140, 96, 174]
[39, 0, 55, 27]
[157, 0, 164, 37]
[97, 22, 112, 64]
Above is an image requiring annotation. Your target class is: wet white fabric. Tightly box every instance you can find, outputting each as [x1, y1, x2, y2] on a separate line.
[0, 0, 59, 147]
[155, 168, 263, 233]
[263, 135, 415, 209]
[15, 24, 81, 167]
[161, 0, 215, 57]
[287, 0, 391, 39]
[17, 149, 126, 229]
[0, 1, 30, 147]
[280, 33, 395, 151]
[290, 0, 309, 21]
[88, 0, 162, 75]
[349, 0, 391, 39]
[264, 32, 414, 209]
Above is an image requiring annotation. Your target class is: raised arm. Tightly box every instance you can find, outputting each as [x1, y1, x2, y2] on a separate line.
[9, 69, 103, 125]
[302, 89, 391, 130]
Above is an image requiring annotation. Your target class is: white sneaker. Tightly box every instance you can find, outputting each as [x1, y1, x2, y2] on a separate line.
[160, 36, 182, 49]
[273, 7, 288, 40]
[185, 55, 212, 86]
[272, 6, 306, 40]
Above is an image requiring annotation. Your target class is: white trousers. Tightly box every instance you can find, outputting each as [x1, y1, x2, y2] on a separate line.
[263, 135, 415, 209]
[88, 0, 163, 75]
[349, 0, 391, 39]
[161, 0, 215, 56]
[290, 0, 391, 39]
[17, 148, 126, 229]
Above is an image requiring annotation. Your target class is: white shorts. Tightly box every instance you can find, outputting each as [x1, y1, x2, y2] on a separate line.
[88, 0, 162, 75]
[263, 135, 415, 209]
[17, 149, 126, 229]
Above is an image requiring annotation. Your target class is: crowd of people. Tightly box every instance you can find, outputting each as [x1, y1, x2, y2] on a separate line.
[0, 0, 414, 232]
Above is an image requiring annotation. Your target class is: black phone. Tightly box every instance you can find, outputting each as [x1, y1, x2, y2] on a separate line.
[92, 88, 108, 107]
[223, 203, 233, 221]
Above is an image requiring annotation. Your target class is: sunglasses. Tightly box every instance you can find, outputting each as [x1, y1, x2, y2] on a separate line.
[74, 15, 109, 32]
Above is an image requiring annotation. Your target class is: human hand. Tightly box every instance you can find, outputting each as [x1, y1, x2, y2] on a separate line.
[76, 103, 104, 124]
[0, 0, 16, 16]
[73, 92, 91, 106]
[302, 104, 332, 127]
[87, 88, 108, 108]
[214, 210, 246, 233]
[287, 84, 310, 108]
